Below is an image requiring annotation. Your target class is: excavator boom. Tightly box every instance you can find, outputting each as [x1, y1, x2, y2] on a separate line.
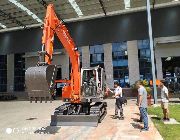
[42, 4, 81, 102]
[26, 4, 81, 103]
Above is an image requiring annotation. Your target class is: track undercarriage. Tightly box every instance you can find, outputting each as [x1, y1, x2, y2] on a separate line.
[51, 101, 107, 126]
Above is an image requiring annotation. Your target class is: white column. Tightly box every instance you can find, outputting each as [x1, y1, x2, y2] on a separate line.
[61, 53, 69, 79]
[103, 43, 114, 88]
[52, 50, 69, 79]
[7, 54, 14, 92]
[25, 53, 38, 70]
[155, 57, 163, 80]
[146, 0, 157, 104]
[127, 40, 140, 85]
[81, 46, 90, 68]
[25, 50, 70, 80]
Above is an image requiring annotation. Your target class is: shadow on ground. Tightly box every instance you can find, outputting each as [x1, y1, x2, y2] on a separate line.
[134, 113, 140, 116]
[109, 115, 121, 119]
[34, 126, 61, 134]
[132, 99, 137, 102]
[109, 115, 116, 119]
[131, 123, 142, 130]
[26, 117, 37, 120]
[169, 100, 180, 103]
[151, 117, 161, 121]
[131, 118, 141, 122]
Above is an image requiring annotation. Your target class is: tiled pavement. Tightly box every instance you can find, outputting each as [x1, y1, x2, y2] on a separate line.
[0, 99, 163, 140]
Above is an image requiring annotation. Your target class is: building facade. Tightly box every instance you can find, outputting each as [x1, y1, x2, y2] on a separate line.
[0, 36, 180, 95]
[0, 6, 179, 95]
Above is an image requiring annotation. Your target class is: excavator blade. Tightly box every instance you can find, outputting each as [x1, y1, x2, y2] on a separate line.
[25, 65, 57, 102]
[50, 102, 107, 127]
[50, 114, 100, 127]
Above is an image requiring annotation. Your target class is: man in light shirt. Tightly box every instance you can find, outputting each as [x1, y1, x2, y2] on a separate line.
[136, 81, 149, 132]
[110, 81, 124, 120]
[160, 80, 170, 121]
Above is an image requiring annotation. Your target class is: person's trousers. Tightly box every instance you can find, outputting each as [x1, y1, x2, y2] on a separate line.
[139, 107, 148, 129]
[139, 108, 147, 121]
[115, 103, 123, 117]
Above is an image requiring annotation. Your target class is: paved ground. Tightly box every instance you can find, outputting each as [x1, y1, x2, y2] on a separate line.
[0, 99, 163, 140]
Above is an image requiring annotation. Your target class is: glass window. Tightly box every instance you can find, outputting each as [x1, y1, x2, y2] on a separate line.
[14, 53, 25, 91]
[146, 50, 151, 57]
[92, 54, 96, 63]
[77, 47, 82, 68]
[77, 47, 82, 62]
[97, 54, 102, 62]
[138, 39, 150, 49]
[138, 39, 152, 81]
[112, 42, 129, 87]
[90, 44, 104, 67]
[0, 55, 7, 92]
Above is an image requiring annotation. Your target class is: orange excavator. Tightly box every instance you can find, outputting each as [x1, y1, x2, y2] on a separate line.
[25, 4, 107, 126]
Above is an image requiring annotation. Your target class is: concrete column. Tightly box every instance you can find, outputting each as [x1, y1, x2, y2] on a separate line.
[61, 53, 69, 79]
[155, 57, 163, 80]
[52, 50, 69, 79]
[25, 50, 69, 79]
[25, 57, 38, 70]
[103, 43, 114, 88]
[7, 54, 14, 92]
[81, 46, 90, 68]
[127, 40, 140, 85]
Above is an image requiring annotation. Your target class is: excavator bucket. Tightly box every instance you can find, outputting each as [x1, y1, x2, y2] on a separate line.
[25, 65, 57, 102]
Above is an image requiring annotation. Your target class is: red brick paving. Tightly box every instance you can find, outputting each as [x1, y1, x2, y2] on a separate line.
[49, 99, 163, 140]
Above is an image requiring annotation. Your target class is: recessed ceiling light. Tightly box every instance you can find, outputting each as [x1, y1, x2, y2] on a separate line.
[0, 23, 6, 28]
[8, 0, 43, 23]
[68, 0, 83, 17]
[165, 57, 172, 61]
[124, 0, 131, 10]
[173, 0, 179, 1]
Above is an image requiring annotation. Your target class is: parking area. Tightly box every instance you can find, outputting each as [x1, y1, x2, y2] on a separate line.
[0, 99, 162, 140]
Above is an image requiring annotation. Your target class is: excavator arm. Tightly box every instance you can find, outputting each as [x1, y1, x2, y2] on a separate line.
[26, 4, 81, 103]
[42, 4, 81, 102]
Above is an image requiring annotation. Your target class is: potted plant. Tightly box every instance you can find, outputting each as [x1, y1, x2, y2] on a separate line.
[130, 84, 138, 96]
[130, 83, 139, 103]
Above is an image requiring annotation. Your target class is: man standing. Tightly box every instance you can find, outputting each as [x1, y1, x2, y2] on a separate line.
[160, 80, 170, 121]
[110, 81, 124, 120]
[136, 81, 149, 131]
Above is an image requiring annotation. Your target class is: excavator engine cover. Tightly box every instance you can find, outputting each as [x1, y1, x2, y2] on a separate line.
[25, 65, 57, 102]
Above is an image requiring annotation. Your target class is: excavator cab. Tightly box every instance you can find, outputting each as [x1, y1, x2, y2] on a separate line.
[81, 66, 106, 102]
